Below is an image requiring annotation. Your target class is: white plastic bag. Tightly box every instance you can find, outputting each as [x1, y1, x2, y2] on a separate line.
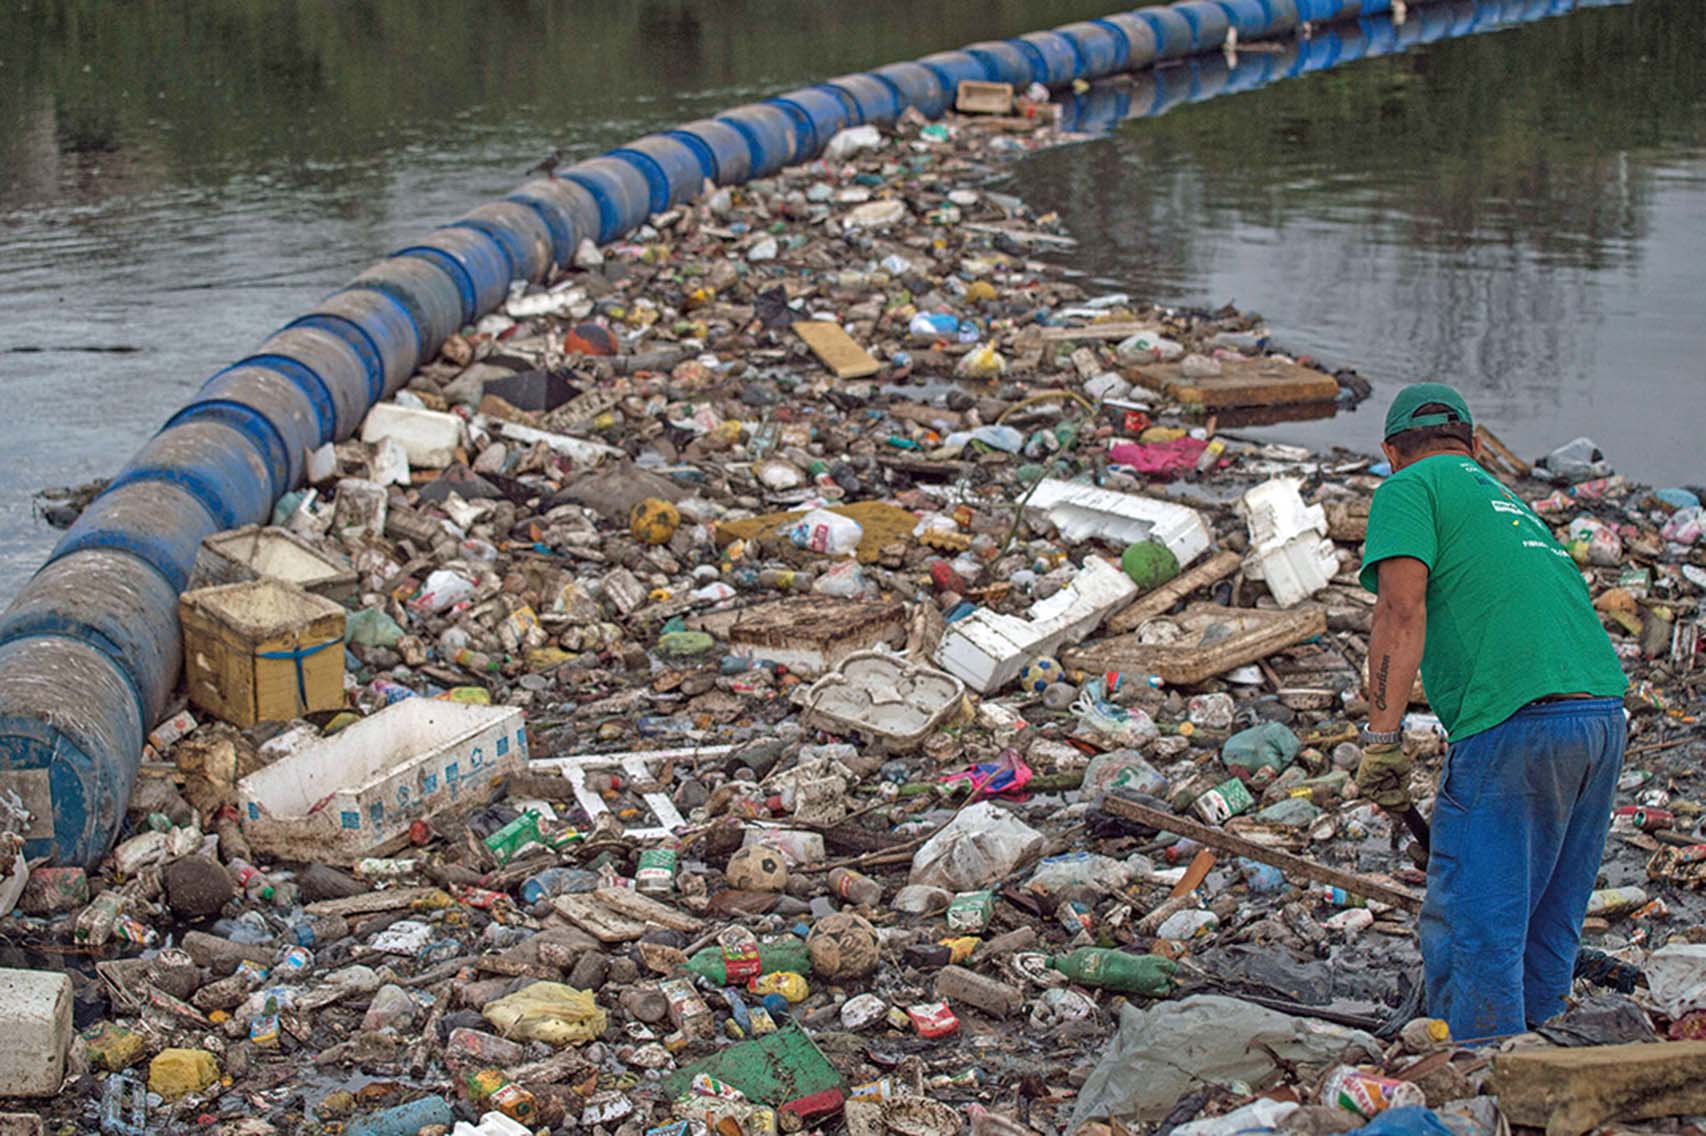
[785, 509, 863, 557]
[909, 801, 1045, 891]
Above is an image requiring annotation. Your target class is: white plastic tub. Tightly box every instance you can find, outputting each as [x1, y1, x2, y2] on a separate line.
[238, 699, 526, 863]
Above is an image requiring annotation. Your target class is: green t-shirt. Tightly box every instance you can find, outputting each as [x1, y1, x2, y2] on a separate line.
[1358, 453, 1626, 741]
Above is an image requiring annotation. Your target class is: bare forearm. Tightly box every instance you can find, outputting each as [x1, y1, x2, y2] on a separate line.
[1368, 599, 1426, 733]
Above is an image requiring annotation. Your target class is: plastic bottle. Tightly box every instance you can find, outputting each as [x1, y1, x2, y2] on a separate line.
[100, 1071, 148, 1136]
[828, 868, 883, 907]
[482, 809, 543, 865]
[518, 867, 597, 905]
[1320, 1066, 1426, 1118]
[346, 1097, 456, 1136]
[75, 890, 126, 946]
[934, 965, 1024, 1018]
[683, 939, 813, 986]
[284, 914, 349, 948]
[1046, 948, 1177, 995]
[227, 858, 276, 902]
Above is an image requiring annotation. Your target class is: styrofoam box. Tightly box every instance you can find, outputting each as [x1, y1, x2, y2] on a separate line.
[238, 699, 526, 863]
[1024, 479, 1210, 567]
[360, 402, 464, 468]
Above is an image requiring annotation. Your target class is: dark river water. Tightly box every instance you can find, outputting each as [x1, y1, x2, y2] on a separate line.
[1, 0, 1701, 600]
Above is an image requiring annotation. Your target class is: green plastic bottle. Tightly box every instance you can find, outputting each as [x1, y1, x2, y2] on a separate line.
[683, 939, 812, 985]
[1047, 948, 1177, 995]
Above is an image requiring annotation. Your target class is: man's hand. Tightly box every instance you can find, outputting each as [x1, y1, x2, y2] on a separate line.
[1356, 742, 1413, 809]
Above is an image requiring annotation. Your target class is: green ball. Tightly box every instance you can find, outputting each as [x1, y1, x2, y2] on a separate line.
[1120, 541, 1180, 591]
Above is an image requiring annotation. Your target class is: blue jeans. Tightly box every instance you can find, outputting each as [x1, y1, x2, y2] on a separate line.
[1420, 697, 1626, 1042]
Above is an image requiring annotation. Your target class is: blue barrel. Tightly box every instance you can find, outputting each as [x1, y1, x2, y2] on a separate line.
[917, 51, 994, 109]
[395, 227, 511, 326]
[667, 120, 752, 187]
[1056, 22, 1127, 79]
[610, 135, 710, 213]
[1362, 0, 1394, 14]
[1337, 20, 1370, 60]
[870, 62, 945, 118]
[765, 88, 851, 159]
[1150, 60, 1195, 116]
[167, 367, 317, 492]
[1014, 31, 1084, 86]
[564, 157, 652, 243]
[0, 550, 181, 728]
[1188, 53, 1232, 102]
[288, 289, 414, 405]
[1361, 13, 1400, 53]
[251, 325, 371, 442]
[51, 481, 220, 595]
[0, 635, 147, 866]
[1174, 2, 1233, 50]
[350, 256, 464, 359]
[1215, 0, 1271, 37]
[716, 104, 802, 178]
[1224, 46, 1277, 92]
[1296, 27, 1343, 70]
[1135, 8, 1195, 60]
[1099, 13, 1160, 70]
[1264, 0, 1303, 35]
[824, 74, 903, 126]
[1058, 83, 1133, 133]
[965, 41, 1038, 87]
[452, 201, 555, 285]
[106, 419, 276, 533]
[508, 177, 602, 264]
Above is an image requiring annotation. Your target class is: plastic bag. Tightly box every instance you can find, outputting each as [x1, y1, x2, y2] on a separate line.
[1114, 330, 1184, 363]
[909, 801, 1045, 891]
[1645, 944, 1706, 1018]
[785, 509, 862, 557]
[1221, 721, 1302, 786]
[482, 981, 607, 1047]
[955, 343, 1008, 378]
[1535, 437, 1612, 484]
[1566, 516, 1623, 567]
[411, 569, 476, 614]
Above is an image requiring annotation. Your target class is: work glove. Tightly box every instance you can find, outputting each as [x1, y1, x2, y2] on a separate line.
[1355, 742, 1413, 809]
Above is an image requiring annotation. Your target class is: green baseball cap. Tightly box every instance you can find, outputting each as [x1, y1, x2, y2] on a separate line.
[1383, 382, 1474, 440]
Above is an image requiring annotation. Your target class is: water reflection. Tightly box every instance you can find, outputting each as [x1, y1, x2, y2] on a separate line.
[1015, 0, 1704, 480]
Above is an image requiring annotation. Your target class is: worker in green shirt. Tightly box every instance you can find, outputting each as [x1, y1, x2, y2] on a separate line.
[1355, 382, 1627, 1043]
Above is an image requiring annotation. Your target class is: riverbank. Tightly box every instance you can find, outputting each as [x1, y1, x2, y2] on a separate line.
[9, 74, 1705, 1136]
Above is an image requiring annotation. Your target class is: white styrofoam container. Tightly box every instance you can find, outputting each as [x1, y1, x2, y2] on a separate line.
[1238, 479, 1336, 607]
[1024, 479, 1210, 567]
[360, 403, 464, 468]
[0, 968, 71, 1097]
[238, 699, 526, 863]
[934, 557, 1138, 693]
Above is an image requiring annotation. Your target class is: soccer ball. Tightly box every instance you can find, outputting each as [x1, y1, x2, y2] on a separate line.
[726, 844, 788, 892]
[808, 912, 880, 980]
[629, 497, 681, 546]
[1017, 656, 1062, 694]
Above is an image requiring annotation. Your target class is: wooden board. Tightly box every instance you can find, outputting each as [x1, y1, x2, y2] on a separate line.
[1101, 795, 1423, 913]
[794, 321, 880, 380]
[1106, 550, 1242, 634]
[1128, 356, 1340, 410]
[1065, 601, 1325, 686]
[1038, 321, 1159, 343]
[551, 894, 649, 942]
[594, 887, 703, 934]
[1493, 1041, 1706, 1136]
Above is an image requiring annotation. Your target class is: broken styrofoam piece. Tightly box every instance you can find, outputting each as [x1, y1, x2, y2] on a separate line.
[529, 747, 712, 840]
[1024, 479, 1210, 568]
[803, 650, 966, 750]
[491, 419, 623, 465]
[360, 403, 464, 468]
[1239, 479, 1338, 607]
[237, 700, 527, 863]
[934, 557, 1137, 693]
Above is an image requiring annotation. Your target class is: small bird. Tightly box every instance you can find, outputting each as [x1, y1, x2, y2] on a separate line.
[526, 148, 563, 179]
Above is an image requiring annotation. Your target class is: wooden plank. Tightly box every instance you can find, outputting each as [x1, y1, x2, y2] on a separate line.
[794, 321, 880, 380]
[1492, 1041, 1706, 1136]
[1100, 795, 1424, 913]
[1038, 321, 1158, 342]
[1475, 424, 1532, 479]
[1065, 601, 1325, 686]
[1128, 356, 1340, 410]
[594, 886, 704, 933]
[1106, 550, 1242, 634]
[956, 80, 1014, 115]
[306, 886, 440, 917]
[551, 893, 649, 942]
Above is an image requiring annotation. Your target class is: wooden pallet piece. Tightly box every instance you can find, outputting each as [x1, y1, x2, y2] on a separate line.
[794, 321, 881, 379]
[1064, 601, 1325, 686]
[1128, 356, 1340, 410]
